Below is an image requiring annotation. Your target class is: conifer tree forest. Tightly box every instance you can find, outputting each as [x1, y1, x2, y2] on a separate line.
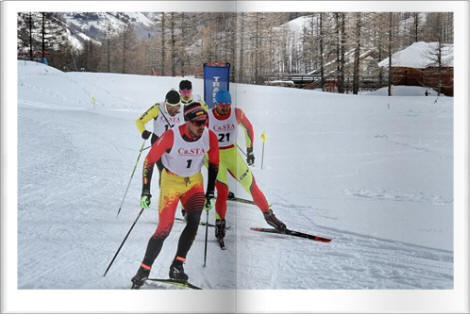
[17, 12, 453, 92]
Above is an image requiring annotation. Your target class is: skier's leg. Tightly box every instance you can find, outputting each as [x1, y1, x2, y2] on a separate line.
[132, 170, 180, 287]
[170, 173, 205, 281]
[230, 150, 286, 232]
[141, 192, 179, 267]
[215, 181, 229, 219]
[150, 133, 159, 145]
[214, 159, 229, 220]
[230, 150, 269, 212]
[176, 175, 205, 259]
[214, 181, 228, 240]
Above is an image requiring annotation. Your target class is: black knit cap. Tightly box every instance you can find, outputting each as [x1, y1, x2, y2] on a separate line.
[184, 102, 207, 122]
[165, 90, 181, 105]
[179, 80, 192, 90]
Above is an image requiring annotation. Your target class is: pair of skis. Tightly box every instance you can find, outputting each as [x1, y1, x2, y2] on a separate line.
[212, 226, 331, 249]
[229, 196, 332, 243]
[144, 278, 202, 290]
[131, 278, 201, 289]
[133, 230, 330, 290]
[250, 227, 331, 243]
[137, 227, 331, 290]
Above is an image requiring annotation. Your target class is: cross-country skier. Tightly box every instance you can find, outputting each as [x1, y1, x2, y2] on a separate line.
[136, 89, 184, 145]
[208, 89, 286, 246]
[136, 89, 183, 185]
[180, 79, 235, 202]
[179, 79, 208, 109]
[131, 102, 219, 289]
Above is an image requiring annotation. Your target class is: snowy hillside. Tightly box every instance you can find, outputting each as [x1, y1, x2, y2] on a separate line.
[17, 60, 453, 289]
[378, 41, 453, 68]
[17, 12, 158, 51]
[61, 12, 157, 49]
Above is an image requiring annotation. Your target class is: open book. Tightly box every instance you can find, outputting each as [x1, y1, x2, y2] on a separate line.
[3, 1, 469, 313]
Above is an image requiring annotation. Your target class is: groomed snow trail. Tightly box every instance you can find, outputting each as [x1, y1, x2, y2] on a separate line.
[18, 61, 453, 289]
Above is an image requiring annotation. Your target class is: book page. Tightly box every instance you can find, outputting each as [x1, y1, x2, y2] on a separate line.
[2, 0, 468, 313]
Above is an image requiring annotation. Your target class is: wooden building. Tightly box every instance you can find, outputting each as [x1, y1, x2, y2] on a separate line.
[378, 42, 453, 96]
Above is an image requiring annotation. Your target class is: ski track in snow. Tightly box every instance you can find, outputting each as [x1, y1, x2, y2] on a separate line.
[17, 61, 453, 289]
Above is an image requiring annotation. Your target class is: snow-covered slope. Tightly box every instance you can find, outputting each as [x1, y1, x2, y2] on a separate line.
[17, 60, 453, 289]
[362, 85, 439, 96]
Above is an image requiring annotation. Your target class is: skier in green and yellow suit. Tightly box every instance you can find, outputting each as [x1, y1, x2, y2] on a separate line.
[207, 89, 287, 245]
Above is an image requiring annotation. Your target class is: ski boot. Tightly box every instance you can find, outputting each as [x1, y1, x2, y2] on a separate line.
[227, 191, 235, 200]
[131, 265, 150, 289]
[215, 219, 226, 249]
[263, 209, 287, 233]
[169, 259, 188, 282]
[215, 219, 226, 239]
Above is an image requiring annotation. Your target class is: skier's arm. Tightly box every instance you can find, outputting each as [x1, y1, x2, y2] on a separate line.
[136, 104, 160, 137]
[235, 108, 254, 149]
[199, 99, 209, 111]
[142, 129, 174, 195]
[205, 130, 219, 197]
[193, 94, 209, 111]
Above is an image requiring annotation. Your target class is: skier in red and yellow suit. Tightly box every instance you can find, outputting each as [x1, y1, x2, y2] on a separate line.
[131, 102, 219, 289]
[208, 89, 286, 244]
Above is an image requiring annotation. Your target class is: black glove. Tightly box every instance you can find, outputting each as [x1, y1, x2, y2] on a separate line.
[141, 130, 152, 140]
[205, 191, 215, 210]
[246, 147, 255, 166]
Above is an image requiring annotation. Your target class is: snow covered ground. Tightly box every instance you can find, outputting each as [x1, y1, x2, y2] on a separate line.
[17, 60, 453, 289]
[361, 85, 439, 96]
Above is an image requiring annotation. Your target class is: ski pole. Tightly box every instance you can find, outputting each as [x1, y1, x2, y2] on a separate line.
[158, 104, 174, 128]
[103, 207, 145, 277]
[261, 143, 265, 170]
[203, 208, 209, 267]
[236, 144, 247, 157]
[117, 140, 147, 217]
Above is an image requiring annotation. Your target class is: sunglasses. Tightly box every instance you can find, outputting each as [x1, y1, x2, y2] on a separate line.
[217, 103, 231, 108]
[180, 89, 192, 96]
[191, 119, 207, 126]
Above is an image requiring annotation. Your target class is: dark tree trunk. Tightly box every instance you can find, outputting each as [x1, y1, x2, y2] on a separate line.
[180, 13, 185, 77]
[414, 13, 419, 42]
[161, 12, 165, 76]
[378, 28, 383, 88]
[41, 13, 45, 58]
[29, 13, 33, 60]
[319, 13, 325, 91]
[122, 28, 127, 73]
[338, 13, 346, 94]
[254, 13, 260, 84]
[437, 13, 443, 96]
[170, 13, 175, 76]
[239, 13, 245, 83]
[352, 13, 361, 94]
[335, 13, 341, 92]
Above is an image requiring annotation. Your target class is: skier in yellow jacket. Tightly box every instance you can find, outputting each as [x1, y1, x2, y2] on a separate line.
[136, 80, 208, 144]
[136, 89, 183, 145]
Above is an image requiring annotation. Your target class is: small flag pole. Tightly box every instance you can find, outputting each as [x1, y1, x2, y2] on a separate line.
[260, 131, 267, 170]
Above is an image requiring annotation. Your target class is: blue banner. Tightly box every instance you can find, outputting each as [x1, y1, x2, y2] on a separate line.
[203, 63, 230, 109]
